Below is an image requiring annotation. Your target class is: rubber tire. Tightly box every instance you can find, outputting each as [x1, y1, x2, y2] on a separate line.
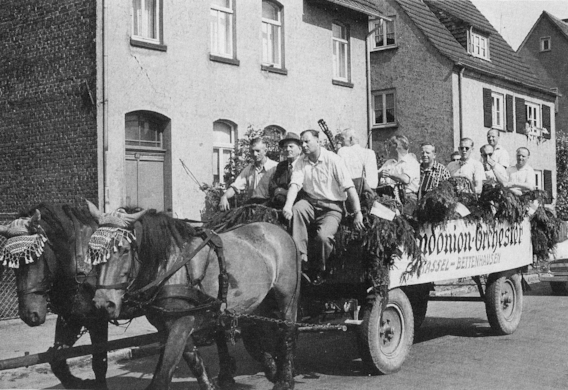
[358, 288, 414, 375]
[550, 281, 567, 295]
[485, 272, 523, 335]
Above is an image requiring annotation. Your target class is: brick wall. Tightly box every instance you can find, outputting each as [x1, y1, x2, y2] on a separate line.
[370, 0, 455, 163]
[0, 0, 98, 213]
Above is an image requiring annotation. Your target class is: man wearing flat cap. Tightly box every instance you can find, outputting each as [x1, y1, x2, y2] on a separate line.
[268, 132, 303, 209]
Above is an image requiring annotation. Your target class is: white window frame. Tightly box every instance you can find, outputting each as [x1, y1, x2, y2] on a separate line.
[369, 17, 396, 50]
[491, 92, 504, 130]
[468, 28, 489, 60]
[213, 121, 237, 184]
[373, 90, 396, 127]
[132, 0, 161, 43]
[210, 0, 234, 58]
[261, 1, 283, 68]
[525, 101, 541, 128]
[332, 23, 349, 82]
[540, 36, 551, 52]
[534, 170, 543, 191]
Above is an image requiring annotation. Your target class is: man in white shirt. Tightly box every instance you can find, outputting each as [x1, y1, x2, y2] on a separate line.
[480, 144, 508, 185]
[337, 128, 378, 189]
[487, 129, 510, 169]
[447, 138, 486, 194]
[505, 147, 536, 196]
[219, 137, 278, 210]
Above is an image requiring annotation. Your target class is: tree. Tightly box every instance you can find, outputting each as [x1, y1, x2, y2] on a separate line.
[556, 133, 568, 219]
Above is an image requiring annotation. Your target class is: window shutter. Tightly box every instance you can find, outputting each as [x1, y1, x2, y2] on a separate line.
[542, 104, 551, 139]
[544, 169, 553, 204]
[515, 97, 526, 134]
[483, 88, 492, 128]
[506, 95, 514, 132]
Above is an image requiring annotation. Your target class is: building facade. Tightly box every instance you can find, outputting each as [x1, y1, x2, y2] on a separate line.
[369, 0, 557, 201]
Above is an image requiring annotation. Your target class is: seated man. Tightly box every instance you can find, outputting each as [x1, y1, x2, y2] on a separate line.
[268, 132, 303, 209]
[219, 137, 277, 210]
[282, 130, 364, 285]
[418, 143, 450, 199]
[337, 128, 379, 190]
[480, 144, 508, 185]
[377, 135, 420, 207]
[505, 147, 536, 196]
[447, 138, 485, 194]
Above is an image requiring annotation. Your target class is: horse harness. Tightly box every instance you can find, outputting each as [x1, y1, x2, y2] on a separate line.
[125, 228, 229, 317]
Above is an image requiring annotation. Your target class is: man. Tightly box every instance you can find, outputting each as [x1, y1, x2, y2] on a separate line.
[378, 135, 420, 204]
[505, 147, 536, 196]
[337, 128, 379, 189]
[487, 129, 510, 169]
[450, 151, 461, 163]
[219, 137, 277, 210]
[268, 132, 303, 208]
[480, 144, 508, 185]
[282, 130, 364, 284]
[447, 138, 485, 194]
[418, 143, 450, 199]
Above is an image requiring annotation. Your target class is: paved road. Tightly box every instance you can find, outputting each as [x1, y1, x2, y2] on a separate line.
[2, 282, 567, 390]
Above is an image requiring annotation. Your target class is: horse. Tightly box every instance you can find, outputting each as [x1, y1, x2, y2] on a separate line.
[91, 209, 301, 390]
[0, 202, 119, 389]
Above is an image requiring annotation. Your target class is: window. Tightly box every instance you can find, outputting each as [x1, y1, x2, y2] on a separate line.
[332, 23, 350, 81]
[125, 113, 163, 148]
[210, 0, 235, 59]
[262, 1, 283, 68]
[525, 101, 541, 128]
[491, 92, 504, 130]
[468, 29, 489, 60]
[132, 0, 161, 43]
[373, 91, 396, 127]
[534, 170, 543, 191]
[213, 121, 237, 184]
[540, 37, 551, 52]
[370, 17, 395, 50]
[264, 125, 285, 140]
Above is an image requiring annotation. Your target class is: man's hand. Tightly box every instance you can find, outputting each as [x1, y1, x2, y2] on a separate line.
[353, 211, 364, 231]
[219, 195, 230, 211]
[282, 205, 293, 220]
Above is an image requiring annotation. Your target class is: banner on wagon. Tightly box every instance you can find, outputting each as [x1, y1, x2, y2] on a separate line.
[389, 218, 533, 288]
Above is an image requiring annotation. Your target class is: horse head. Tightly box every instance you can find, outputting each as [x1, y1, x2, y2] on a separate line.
[1, 210, 53, 326]
[89, 203, 147, 319]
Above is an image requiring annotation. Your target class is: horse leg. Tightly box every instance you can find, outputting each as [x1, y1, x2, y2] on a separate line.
[50, 316, 87, 389]
[272, 325, 296, 390]
[214, 327, 236, 387]
[145, 316, 195, 390]
[182, 344, 218, 390]
[86, 319, 109, 389]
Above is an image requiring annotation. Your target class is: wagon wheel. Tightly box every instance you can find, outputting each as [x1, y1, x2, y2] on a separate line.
[358, 288, 414, 374]
[485, 271, 523, 335]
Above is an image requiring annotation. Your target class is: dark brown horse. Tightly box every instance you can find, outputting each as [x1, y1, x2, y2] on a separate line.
[92, 209, 301, 390]
[0, 203, 109, 389]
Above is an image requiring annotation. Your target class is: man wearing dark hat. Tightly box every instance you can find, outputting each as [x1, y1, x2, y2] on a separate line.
[268, 132, 303, 209]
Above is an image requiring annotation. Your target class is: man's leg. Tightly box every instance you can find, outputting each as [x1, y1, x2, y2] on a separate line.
[291, 199, 315, 263]
[314, 208, 342, 272]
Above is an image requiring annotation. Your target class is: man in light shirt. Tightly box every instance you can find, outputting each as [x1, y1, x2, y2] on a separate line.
[447, 138, 486, 194]
[480, 144, 508, 185]
[282, 130, 364, 285]
[487, 129, 510, 169]
[337, 128, 378, 189]
[505, 147, 536, 196]
[219, 137, 277, 210]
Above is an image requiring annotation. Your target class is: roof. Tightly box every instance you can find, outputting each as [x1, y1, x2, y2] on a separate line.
[394, 0, 551, 94]
[544, 11, 568, 40]
[517, 49, 556, 89]
[324, 0, 385, 17]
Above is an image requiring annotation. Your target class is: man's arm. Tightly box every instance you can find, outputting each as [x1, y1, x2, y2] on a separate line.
[282, 184, 300, 220]
[346, 187, 364, 230]
[219, 187, 236, 211]
[473, 163, 486, 194]
[365, 150, 379, 188]
[219, 166, 249, 211]
[491, 163, 509, 186]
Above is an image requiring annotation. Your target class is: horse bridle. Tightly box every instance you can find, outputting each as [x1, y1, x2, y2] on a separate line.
[95, 232, 140, 291]
[16, 239, 57, 298]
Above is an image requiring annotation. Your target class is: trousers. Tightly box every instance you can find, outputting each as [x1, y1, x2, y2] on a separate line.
[291, 198, 343, 271]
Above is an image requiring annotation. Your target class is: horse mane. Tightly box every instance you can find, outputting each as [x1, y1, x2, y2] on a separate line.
[134, 210, 197, 288]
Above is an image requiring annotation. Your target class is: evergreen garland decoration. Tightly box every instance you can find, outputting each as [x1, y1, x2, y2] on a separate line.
[203, 204, 283, 233]
[529, 203, 563, 261]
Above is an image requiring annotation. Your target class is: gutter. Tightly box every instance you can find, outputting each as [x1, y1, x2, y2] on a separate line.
[102, 0, 109, 212]
[457, 64, 465, 142]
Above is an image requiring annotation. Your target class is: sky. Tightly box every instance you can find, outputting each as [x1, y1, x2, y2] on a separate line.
[470, 0, 568, 50]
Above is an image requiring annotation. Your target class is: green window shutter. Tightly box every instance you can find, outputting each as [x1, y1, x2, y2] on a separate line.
[544, 170, 553, 204]
[542, 105, 551, 139]
[483, 88, 492, 128]
[515, 97, 526, 134]
[506, 95, 514, 132]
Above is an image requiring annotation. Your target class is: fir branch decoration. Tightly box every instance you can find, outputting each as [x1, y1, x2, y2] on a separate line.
[530, 205, 563, 261]
[204, 204, 283, 233]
